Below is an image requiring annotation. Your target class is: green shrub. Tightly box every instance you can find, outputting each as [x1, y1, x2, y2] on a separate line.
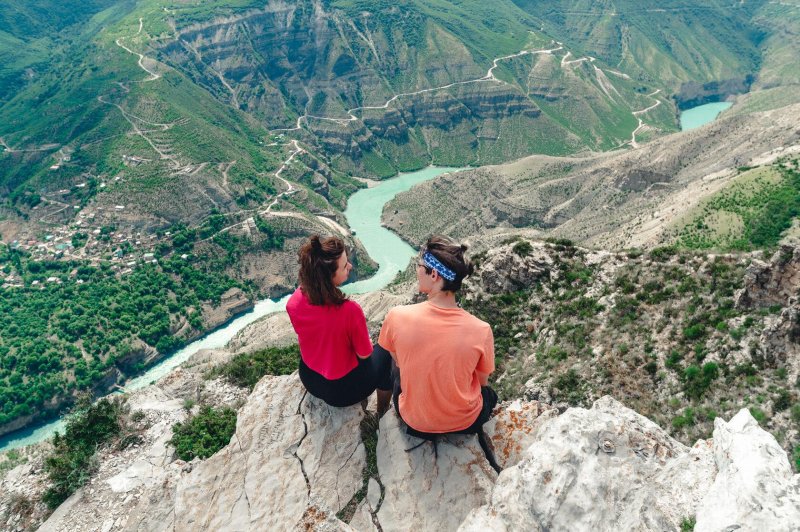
[207, 345, 300, 390]
[672, 408, 695, 429]
[793, 446, 800, 471]
[551, 369, 585, 405]
[790, 404, 800, 424]
[681, 516, 696, 532]
[512, 240, 533, 257]
[545, 237, 574, 248]
[683, 363, 719, 400]
[649, 246, 677, 262]
[749, 406, 768, 425]
[683, 324, 706, 340]
[773, 389, 792, 412]
[169, 405, 237, 461]
[665, 350, 684, 371]
[43, 397, 125, 509]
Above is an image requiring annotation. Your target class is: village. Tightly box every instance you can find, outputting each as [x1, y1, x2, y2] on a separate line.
[0, 196, 181, 290]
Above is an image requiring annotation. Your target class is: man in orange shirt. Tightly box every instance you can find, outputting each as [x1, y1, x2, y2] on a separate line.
[378, 235, 497, 437]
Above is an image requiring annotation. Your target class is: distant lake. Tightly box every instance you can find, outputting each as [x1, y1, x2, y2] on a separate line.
[0, 166, 460, 452]
[680, 102, 733, 131]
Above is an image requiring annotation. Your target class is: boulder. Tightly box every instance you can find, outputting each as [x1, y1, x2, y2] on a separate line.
[375, 410, 497, 532]
[171, 375, 365, 530]
[735, 245, 800, 310]
[758, 298, 800, 369]
[460, 396, 717, 531]
[695, 410, 800, 531]
[483, 399, 558, 469]
[473, 242, 554, 295]
[28, 378, 800, 532]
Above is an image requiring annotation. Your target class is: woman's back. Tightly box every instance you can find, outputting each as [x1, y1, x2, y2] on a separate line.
[286, 287, 371, 380]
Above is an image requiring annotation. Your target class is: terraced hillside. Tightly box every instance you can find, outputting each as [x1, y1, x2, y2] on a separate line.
[511, 0, 765, 102]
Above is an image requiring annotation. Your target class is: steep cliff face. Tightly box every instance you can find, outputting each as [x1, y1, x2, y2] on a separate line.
[6, 376, 798, 531]
[151, 1, 665, 177]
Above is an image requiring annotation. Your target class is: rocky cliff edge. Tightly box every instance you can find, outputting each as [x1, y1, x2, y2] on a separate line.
[14, 374, 797, 532]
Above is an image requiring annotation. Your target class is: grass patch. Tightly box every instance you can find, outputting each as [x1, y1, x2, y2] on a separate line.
[168, 405, 237, 462]
[206, 345, 300, 390]
[676, 163, 800, 251]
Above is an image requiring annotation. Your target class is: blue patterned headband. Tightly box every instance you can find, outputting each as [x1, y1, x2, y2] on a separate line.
[422, 251, 456, 281]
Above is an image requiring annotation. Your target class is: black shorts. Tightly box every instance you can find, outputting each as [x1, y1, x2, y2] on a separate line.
[299, 345, 393, 407]
[391, 362, 498, 437]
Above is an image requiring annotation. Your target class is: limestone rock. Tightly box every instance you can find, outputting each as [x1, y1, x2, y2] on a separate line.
[483, 399, 558, 469]
[39, 386, 190, 532]
[695, 410, 800, 532]
[759, 298, 800, 371]
[375, 410, 497, 532]
[227, 312, 297, 355]
[473, 242, 554, 294]
[200, 287, 254, 330]
[171, 375, 365, 530]
[460, 396, 716, 531]
[735, 245, 800, 310]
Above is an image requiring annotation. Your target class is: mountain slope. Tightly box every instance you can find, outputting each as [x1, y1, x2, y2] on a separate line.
[383, 104, 800, 250]
[511, 0, 766, 98]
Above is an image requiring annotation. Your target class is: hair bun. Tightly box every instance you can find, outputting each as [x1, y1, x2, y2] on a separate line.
[460, 243, 469, 253]
[310, 235, 322, 252]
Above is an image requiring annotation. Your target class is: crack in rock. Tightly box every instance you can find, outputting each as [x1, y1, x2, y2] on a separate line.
[292, 391, 312, 497]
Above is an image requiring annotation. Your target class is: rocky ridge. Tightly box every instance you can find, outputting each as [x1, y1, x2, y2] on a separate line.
[383, 103, 800, 250]
[5, 374, 798, 531]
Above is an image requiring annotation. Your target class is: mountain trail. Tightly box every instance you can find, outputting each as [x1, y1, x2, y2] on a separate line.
[196, 140, 304, 244]
[629, 89, 663, 148]
[271, 42, 564, 133]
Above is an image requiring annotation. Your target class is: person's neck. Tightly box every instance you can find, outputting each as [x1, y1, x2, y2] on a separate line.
[426, 290, 458, 309]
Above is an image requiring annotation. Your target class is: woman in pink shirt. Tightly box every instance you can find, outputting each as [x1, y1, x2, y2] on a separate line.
[286, 235, 392, 412]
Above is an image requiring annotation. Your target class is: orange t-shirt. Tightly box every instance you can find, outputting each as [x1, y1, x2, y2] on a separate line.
[378, 302, 495, 433]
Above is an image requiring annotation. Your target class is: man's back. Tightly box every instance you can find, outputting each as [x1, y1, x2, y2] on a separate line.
[379, 301, 495, 433]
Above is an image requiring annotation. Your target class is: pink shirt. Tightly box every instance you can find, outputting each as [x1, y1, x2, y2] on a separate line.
[286, 288, 373, 380]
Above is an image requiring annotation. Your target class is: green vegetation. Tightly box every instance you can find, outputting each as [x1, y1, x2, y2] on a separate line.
[680, 516, 696, 532]
[168, 405, 237, 462]
[462, 242, 799, 462]
[0, 246, 248, 428]
[551, 369, 586, 406]
[42, 396, 127, 509]
[512, 0, 763, 89]
[206, 345, 300, 390]
[677, 163, 800, 251]
[683, 363, 719, 400]
[0, 448, 27, 477]
[512, 240, 533, 257]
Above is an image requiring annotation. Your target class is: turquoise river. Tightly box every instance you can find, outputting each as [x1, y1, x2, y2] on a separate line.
[680, 101, 734, 131]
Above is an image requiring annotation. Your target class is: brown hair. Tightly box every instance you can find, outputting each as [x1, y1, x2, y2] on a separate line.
[422, 235, 474, 292]
[298, 235, 347, 306]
